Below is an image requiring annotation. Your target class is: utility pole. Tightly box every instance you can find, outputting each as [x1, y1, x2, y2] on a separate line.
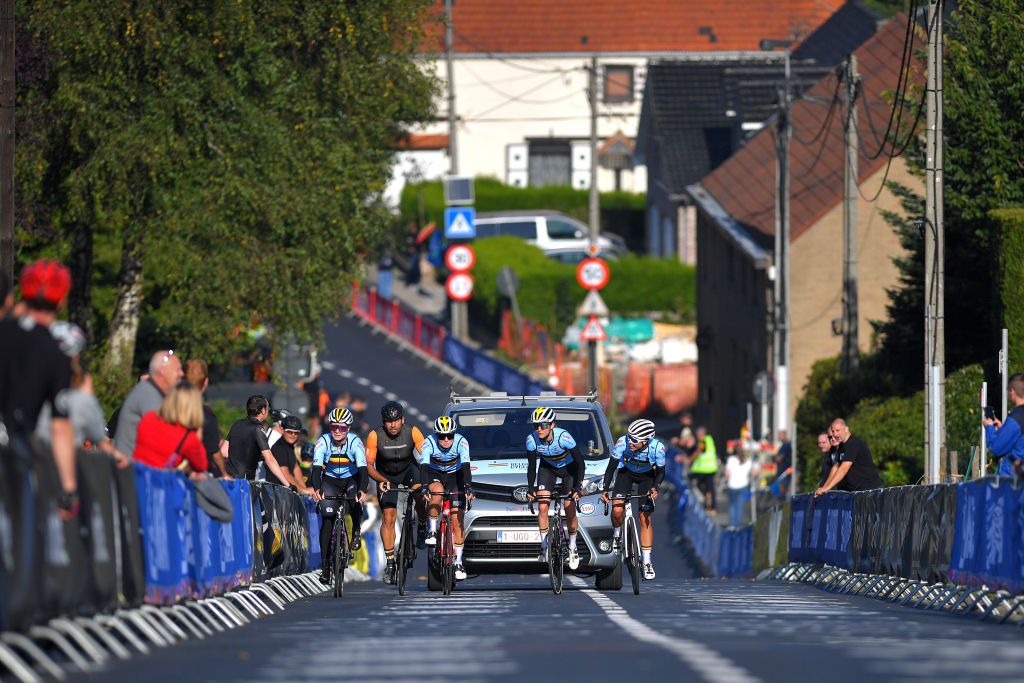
[443, 0, 468, 340]
[0, 0, 14, 285]
[924, 0, 945, 484]
[772, 50, 792, 439]
[841, 54, 860, 374]
[587, 55, 600, 393]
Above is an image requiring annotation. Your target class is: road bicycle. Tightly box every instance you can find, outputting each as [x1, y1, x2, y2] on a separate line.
[426, 489, 471, 596]
[322, 494, 358, 598]
[391, 486, 421, 596]
[604, 494, 651, 596]
[529, 491, 581, 596]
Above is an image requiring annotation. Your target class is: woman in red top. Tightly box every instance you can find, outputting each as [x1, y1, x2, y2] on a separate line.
[132, 383, 208, 472]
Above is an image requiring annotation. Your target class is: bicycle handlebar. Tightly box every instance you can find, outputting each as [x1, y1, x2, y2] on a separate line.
[529, 492, 581, 515]
[603, 494, 651, 516]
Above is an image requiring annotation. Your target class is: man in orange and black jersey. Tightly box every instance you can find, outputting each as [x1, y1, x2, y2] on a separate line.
[367, 401, 427, 584]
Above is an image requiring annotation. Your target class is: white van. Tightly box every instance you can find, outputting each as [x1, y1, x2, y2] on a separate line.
[474, 211, 626, 256]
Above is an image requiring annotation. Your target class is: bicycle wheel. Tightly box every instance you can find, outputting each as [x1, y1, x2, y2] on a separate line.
[625, 516, 640, 596]
[441, 520, 454, 596]
[333, 515, 347, 598]
[398, 506, 413, 596]
[547, 523, 563, 595]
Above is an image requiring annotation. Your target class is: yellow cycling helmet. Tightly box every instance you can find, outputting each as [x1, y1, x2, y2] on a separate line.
[433, 415, 456, 435]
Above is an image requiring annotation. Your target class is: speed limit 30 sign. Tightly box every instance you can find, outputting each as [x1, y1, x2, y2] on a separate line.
[576, 257, 610, 291]
[445, 244, 476, 272]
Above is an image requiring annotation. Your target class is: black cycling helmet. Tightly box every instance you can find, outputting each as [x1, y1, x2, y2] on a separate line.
[281, 415, 303, 431]
[271, 408, 294, 424]
[381, 400, 404, 422]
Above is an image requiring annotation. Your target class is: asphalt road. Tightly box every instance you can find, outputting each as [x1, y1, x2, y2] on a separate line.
[87, 316, 1024, 683]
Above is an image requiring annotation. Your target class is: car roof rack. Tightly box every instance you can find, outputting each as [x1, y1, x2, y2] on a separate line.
[448, 389, 598, 404]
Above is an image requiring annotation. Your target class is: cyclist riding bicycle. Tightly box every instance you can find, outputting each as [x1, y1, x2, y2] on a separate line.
[312, 407, 369, 584]
[525, 407, 585, 568]
[367, 400, 427, 584]
[419, 415, 474, 581]
[600, 418, 665, 581]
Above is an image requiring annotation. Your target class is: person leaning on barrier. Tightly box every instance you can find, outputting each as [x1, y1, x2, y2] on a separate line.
[815, 419, 882, 495]
[132, 383, 208, 474]
[0, 260, 77, 518]
[185, 358, 227, 477]
[112, 349, 184, 458]
[35, 321, 130, 468]
[269, 415, 314, 494]
[983, 373, 1024, 477]
[219, 395, 294, 484]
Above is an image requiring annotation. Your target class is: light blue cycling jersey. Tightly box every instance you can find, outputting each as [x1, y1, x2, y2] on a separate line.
[611, 436, 666, 474]
[419, 433, 471, 473]
[525, 427, 576, 468]
[313, 432, 367, 480]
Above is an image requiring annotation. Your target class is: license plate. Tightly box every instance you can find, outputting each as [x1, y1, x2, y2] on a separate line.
[496, 530, 541, 543]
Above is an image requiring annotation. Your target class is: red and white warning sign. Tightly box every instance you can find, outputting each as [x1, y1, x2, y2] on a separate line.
[579, 315, 607, 342]
[446, 272, 475, 302]
[445, 244, 476, 272]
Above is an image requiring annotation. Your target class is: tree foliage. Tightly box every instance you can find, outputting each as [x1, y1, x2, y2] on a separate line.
[16, 1, 439, 403]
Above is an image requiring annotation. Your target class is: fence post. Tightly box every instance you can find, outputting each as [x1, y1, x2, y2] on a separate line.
[391, 300, 400, 334]
[368, 288, 377, 324]
[414, 315, 422, 349]
[436, 326, 446, 360]
[950, 449, 959, 481]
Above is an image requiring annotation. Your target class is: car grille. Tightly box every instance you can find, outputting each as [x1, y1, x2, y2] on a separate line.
[469, 482, 516, 503]
[465, 539, 593, 562]
[469, 515, 535, 528]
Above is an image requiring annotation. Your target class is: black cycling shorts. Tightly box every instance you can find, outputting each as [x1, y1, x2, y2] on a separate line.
[612, 468, 656, 500]
[378, 463, 420, 509]
[536, 464, 575, 496]
[319, 476, 360, 517]
[426, 469, 466, 508]
[690, 472, 715, 496]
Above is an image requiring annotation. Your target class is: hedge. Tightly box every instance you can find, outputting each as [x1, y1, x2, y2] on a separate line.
[399, 177, 648, 252]
[468, 236, 695, 333]
[991, 208, 1024, 373]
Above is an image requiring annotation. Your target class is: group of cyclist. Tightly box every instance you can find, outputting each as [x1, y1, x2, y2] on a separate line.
[309, 400, 666, 587]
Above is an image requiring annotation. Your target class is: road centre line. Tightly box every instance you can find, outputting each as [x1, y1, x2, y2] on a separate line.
[569, 578, 760, 683]
[325, 364, 433, 429]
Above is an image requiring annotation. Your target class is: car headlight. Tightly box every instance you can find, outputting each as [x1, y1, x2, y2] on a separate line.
[581, 476, 603, 496]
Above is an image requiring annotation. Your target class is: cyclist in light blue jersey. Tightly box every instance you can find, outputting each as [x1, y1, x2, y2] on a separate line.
[312, 407, 369, 584]
[420, 416, 474, 580]
[525, 407, 585, 568]
[600, 419, 665, 580]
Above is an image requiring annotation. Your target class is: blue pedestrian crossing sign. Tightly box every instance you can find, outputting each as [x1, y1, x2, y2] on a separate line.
[444, 207, 476, 239]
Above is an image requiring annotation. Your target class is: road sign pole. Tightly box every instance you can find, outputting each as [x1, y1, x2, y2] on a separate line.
[588, 341, 598, 395]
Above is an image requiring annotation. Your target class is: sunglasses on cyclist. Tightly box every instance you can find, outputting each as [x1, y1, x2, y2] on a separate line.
[627, 435, 646, 445]
[437, 433, 455, 441]
[329, 424, 350, 433]
[535, 422, 553, 430]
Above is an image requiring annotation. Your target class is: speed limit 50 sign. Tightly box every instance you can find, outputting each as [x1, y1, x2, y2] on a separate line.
[576, 257, 610, 291]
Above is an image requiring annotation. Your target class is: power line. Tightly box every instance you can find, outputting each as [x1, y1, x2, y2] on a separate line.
[790, 76, 842, 147]
[464, 71, 578, 120]
[452, 28, 583, 75]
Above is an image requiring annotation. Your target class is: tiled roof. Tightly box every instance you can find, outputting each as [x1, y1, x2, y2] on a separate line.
[698, 14, 920, 241]
[792, 0, 881, 65]
[395, 133, 450, 151]
[424, 1, 844, 54]
[639, 58, 832, 194]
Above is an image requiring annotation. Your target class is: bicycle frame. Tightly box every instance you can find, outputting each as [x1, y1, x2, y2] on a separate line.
[322, 494, 356, 598]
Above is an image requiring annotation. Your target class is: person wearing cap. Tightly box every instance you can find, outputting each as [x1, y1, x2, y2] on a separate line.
[269, 414, 314, 494]
[266, 408, 294, 449]
[0, 260, 77, 518]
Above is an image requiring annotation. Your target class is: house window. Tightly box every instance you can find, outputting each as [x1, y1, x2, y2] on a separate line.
[603, 65, 634, 104]
[527, 138, 571, 187]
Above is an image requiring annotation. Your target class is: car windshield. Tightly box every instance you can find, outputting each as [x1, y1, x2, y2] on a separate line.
[452, 407, 606, 460]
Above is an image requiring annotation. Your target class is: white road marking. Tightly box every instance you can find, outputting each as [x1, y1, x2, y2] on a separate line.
[371, 384, 384, 393]
[328, 364, 433, 432]
[385, 392, 398, 401]
[569, 577, 760, 683]
[356, 376, 371, 386]
[339, 368, 354, 379]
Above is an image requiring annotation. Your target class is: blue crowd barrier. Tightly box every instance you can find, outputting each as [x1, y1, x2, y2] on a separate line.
[444, 335, 549, 395]
[305, 496, 322, 571]
[135, 465, 197, 605]
[790, 492, 854, 569]
[951, 478, 1024, 593]
[669, 466, 753, 577]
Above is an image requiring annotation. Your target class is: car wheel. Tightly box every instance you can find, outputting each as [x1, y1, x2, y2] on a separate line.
[595, 558, 622, 591]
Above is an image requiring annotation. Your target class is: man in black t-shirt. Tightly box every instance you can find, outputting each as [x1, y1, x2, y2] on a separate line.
[219, 395, 292, 484]
[0, 260, 77, 518]
[268, 416, 313, 493]
[815, 418, 883, 495]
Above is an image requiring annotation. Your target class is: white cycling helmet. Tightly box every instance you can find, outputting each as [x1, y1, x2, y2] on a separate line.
[530, 407, 556, 424]
[626, 419, 656, 443]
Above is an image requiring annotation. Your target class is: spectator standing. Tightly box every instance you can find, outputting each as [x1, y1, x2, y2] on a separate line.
[267, 408, 294, 449]
[677, 412, 694, 441]
[133, 383, 208, 472]
[113, 349, 184, 458]
[686, 426, 719, 514]
[774, 429, 793, 482]
[185, 359, 226, 477]
[268, 415, 314, 493]
[983, 373, 1024, 476]
[350, 396, 369, 435]
[725, 449, 754, 527]
[815, 419, 882, 495]
[219, 395, 294, 484]
[816, 432, 836, 487]
[0, 261, 77, 517]
[36, 322, 130, 468]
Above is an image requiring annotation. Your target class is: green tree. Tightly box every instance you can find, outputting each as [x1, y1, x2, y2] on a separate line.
[17, 1, 439, 403]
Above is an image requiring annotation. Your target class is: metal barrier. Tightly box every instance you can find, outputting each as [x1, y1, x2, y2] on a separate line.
[351, 281, 445, 360]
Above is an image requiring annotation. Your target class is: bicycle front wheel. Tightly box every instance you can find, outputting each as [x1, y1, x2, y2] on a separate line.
[547, 525, 563, 595]
[441, 523, 455, 596]
[333, 517, 348, 598]
[625, 517, 640, 596]
[398, 509, 413, 596]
